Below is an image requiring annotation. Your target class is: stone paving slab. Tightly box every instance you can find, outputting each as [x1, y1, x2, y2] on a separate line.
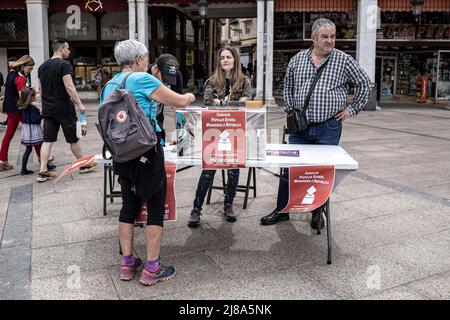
[31, 238, 120, 280]
[406, 271, 450, 300]
[31, 268, 119, 300]
[359, 285, 430, 300]
[108, 252, 231, 300]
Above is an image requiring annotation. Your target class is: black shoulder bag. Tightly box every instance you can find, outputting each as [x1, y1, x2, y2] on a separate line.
[286, 59, 329, 134]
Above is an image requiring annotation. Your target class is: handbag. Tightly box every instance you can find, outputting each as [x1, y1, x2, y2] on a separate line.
[286, 59, 329, 134]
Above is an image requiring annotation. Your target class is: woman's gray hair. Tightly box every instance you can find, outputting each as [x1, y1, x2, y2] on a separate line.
[114, 40, 148, 68]
[311, 18, 336, 37]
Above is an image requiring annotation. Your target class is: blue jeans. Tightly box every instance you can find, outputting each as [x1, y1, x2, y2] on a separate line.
[276, 117, 342, 211]
[193, 169, 240, 210]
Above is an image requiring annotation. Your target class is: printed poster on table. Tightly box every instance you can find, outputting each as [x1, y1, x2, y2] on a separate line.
[201, 109, 246, 169]
[280, 165, 335, 213]
[137, 160, 177, 223]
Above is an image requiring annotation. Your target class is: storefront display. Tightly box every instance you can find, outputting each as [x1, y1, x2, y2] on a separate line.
[274, 12, 303, 41]
[73, 57, 96, 91]
[273, 50, 297, 96]
[437, 51, 450, 99]
[380, 57, 396, 97]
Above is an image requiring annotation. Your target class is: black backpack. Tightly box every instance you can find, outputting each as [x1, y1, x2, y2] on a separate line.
[96, 73, 158, 163]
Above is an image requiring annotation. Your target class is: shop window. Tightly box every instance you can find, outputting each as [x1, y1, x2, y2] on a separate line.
[176, 14, 181, 41]
[305, 12, 356, 40]
[71, 48, 96, 91]
[274, 12, 303, 41]
[0, 12, 28, 41]
[437, 51, 450, 99]
[49, 12, 96, 41]
[157, 15, 171, 40]
[101, 47, 120, 86]
[380, 12, 450, 40]
[101, 12, 128, 40]
[396, 52, 434, 96]
[186, 19, 194, 44]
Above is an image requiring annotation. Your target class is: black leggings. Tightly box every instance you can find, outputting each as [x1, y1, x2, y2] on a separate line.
[118, 176, 166, 227]
[22, 145, 41, 171]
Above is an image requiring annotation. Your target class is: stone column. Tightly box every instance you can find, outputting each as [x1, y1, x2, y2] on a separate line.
[256, 0, 265, 100]
[136, 0, 148, 47]
[26, 0, 49, 87]
[128, 0, 137, 40]
[264, 0, 276, 106]
[356, 0, 377, 110]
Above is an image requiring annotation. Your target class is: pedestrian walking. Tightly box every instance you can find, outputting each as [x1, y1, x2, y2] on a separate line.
[16, 87, 56, 175]
[36, 38, 96, 182]
[0, 55, 35, 171]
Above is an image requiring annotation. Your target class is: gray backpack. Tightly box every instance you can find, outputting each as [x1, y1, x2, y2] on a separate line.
[96, 73, 158, 163]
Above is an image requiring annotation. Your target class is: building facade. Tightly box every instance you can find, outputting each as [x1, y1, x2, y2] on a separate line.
[271, 0, 450, 102]
[0, 0, 213, 97]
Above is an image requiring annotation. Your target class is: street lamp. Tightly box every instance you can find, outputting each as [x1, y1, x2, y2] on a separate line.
[411, 0, 424, 21]
[198, 0, 208, 18]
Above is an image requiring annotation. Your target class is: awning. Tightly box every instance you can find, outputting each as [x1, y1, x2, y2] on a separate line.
[0, 0, 26, 10]
[275, 0, 357, 12]
[379, 0, 450, 12]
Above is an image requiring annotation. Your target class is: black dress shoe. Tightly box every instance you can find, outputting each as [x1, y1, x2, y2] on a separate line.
[310, 209, 325, 230]
[260, 209, 289, 225]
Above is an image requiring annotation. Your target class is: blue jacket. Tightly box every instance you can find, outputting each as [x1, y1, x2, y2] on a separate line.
[22, 104, 42, 125]
[3, 70, 20, 113]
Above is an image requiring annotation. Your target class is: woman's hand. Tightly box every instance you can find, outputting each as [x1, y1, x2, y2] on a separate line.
[213, 99, 221, 106]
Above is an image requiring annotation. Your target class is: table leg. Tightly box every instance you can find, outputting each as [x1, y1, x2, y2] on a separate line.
[252, 167, 257, 198]
[243, 167, 252, 209]
[103, 166, 107, 216]
[108, 167, 114, 203]
[325, 199, 332, 265]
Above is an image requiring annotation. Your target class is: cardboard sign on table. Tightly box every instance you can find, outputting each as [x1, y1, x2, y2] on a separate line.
[280, 165, 335, 213]
[201, 109, 246, 169]
[137, 160, 177, 223]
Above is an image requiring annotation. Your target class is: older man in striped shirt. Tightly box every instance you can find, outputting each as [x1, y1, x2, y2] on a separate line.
[261, 18, 371, 228]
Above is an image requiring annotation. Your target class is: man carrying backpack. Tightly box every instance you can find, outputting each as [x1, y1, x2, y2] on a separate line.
[100, 40, 194, 286]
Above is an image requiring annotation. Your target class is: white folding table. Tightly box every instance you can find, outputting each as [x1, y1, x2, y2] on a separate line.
[94, 143, 358, 264]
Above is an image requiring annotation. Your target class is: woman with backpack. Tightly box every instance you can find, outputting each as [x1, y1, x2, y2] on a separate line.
[188, 46, 252, 227]
[101, 40, 195, 286]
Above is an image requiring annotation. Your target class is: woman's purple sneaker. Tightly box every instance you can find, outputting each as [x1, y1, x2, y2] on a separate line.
[139, 263, 176, 286]
[120, 257, 142, 281]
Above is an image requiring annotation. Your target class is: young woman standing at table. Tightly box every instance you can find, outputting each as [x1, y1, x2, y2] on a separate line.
[188, 46, 252, 227]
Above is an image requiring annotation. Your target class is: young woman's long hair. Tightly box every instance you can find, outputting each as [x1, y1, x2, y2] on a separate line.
[11, 55, 35, 71]
[17, 87, 36, 110]
[211, 46, 245, 93]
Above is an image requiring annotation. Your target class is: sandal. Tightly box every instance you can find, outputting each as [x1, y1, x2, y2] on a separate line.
[0, 162, 13, 171]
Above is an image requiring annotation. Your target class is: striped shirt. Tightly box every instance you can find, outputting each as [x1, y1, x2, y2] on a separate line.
[284, 47, 371, 123]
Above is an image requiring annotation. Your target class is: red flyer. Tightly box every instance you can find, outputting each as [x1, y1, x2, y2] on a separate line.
[53, 154, 95, 183]
[201, 109, 246, 169]
[136, 160, 177, 223]
[280, 165, 335, 213]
